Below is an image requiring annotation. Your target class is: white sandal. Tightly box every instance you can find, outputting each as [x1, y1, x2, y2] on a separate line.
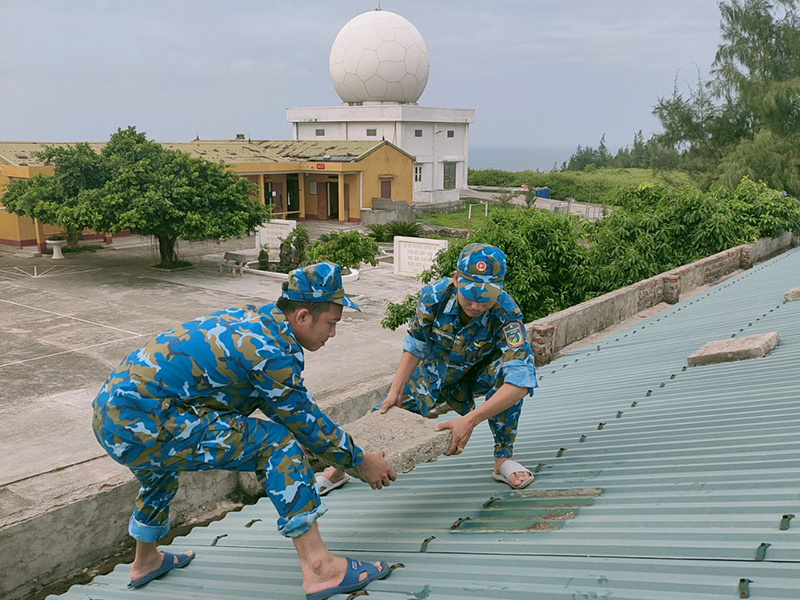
[492, 459, 534, 490]
[316, 473, 351, 496]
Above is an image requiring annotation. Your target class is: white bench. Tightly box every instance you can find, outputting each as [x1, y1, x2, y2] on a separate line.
[219, 252, 247, 275]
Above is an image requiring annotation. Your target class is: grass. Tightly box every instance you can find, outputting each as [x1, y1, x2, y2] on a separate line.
[419, 204, 515, 230]
[468, 167, 695, 204]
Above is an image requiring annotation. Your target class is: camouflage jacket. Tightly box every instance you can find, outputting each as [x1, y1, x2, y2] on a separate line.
[402, 278, 538, 393]
[92, 304, 364, 468]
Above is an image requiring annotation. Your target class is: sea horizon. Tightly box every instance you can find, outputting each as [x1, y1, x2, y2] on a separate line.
[469, 144, 576, 172]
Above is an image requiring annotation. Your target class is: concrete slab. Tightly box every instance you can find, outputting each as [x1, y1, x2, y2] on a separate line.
[784, 286, 800, 301]
[320, 406, 451, 480]
[687, 331, 780, 367]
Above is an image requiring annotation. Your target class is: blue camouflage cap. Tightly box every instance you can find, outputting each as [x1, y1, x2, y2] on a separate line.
[282, 262, 360, 311]
[456, 243, 506, 303]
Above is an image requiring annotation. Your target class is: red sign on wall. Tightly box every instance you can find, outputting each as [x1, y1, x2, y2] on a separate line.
[316, 163, 325, 170]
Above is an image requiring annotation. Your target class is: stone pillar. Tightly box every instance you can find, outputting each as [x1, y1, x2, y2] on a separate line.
[740, 245, 753, 269]
[528, 324, 557, 366]
[663, 274, 681, 304]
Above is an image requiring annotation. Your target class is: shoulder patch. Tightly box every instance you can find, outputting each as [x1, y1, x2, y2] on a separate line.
[503, 321, 525, 348]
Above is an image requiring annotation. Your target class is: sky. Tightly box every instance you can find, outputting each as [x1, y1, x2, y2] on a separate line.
[1, 0, 725, 163]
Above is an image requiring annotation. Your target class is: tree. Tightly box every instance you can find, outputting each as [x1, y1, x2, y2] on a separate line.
[93, 127, 270, 267]
[653, 0, 800, 194]
[1, 143, 109, 247]
[3, 127, 272, 267]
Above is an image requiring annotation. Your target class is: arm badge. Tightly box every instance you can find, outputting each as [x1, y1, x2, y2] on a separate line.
[502, 321, 525, 348]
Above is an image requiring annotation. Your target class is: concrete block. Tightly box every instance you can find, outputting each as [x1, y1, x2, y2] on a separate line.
[319, 407, 451, 480]
[317, 373, 394, 426]
[784, 287, 800, 302]
[687, 331, 780, 367]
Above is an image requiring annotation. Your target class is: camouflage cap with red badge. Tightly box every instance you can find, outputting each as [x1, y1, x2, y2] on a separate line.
[282, 262, 360, 311]
[456, 243, 507, 303]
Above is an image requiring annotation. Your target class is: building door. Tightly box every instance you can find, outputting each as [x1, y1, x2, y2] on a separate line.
[443, 162, 456, 190]
[413, 164, 423, 192]
[286, 174, 299, 214]
[381, 180, 392, 199]
[327, 182, 339, 219]
[272, 182, 284, 212]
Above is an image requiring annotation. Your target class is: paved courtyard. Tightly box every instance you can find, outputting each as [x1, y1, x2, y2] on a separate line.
[0, 232, 420, 492]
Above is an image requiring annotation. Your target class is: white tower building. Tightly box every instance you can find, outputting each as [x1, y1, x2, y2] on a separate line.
[287, 9, 475, 204]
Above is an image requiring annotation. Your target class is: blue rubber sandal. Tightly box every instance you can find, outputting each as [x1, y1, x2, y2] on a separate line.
[128, 551, 195, 588]
[305, 558, 390, 600]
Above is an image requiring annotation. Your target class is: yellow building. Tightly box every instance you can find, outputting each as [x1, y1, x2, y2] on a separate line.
[0, 138, 413, 250]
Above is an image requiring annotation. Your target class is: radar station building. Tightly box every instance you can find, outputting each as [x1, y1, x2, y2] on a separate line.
[287, 10, 475, 205]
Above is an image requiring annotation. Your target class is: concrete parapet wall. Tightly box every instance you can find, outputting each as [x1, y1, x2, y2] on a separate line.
[748, 231, 796, 263]
[0, 458, 241, 600]
[526, 233, 796, 365]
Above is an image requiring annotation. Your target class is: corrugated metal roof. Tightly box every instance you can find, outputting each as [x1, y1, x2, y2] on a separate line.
[51, 247, 800, 599]
[0, 142, 106, 167]
[255, 139, 411, 162]
[0, 140, 393, 167]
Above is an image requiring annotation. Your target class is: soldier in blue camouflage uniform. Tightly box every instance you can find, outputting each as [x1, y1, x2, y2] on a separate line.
[93, 262, 394, 599]
[320, 244, 536, 493]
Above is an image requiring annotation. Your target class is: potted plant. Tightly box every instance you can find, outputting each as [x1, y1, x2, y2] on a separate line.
[46, 234, 67, 259]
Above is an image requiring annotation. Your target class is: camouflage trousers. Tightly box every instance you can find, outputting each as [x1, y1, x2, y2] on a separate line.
[401, 354, 523, 458]
[93, 404, 325, 543]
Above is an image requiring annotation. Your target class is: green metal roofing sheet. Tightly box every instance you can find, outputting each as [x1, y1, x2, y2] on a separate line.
[51, 247, 800, 599]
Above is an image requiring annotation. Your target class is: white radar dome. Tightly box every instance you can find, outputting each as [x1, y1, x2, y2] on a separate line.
[329, 10, 430, 104]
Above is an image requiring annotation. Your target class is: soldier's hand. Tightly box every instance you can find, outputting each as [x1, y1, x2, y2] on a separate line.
[379, 390, 403, 414]
[358, 450, 396, 490]
[436, 415, 476, 456]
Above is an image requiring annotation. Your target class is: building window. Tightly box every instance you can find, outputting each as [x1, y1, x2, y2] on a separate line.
[414, 165, 423, 182]
[366, 128, 377, 137]
[414, 129, 423, 137]
[381, 180, 392, 199]
[315, 128, 325, 136]
[447, 130, 455, 138]
[309, 181, 318, 195]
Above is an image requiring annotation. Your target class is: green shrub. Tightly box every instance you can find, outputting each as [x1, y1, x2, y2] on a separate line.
[385, 220, 424, 238]
[367, 220, 425, 242]
[306, 230, 379, 271]
[381, 293, 419, 330]
[366, 223, 390, 242]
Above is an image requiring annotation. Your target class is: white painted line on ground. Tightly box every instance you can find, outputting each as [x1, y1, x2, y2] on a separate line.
[0, 335, 148, 369]
[0, 297, 145, 335]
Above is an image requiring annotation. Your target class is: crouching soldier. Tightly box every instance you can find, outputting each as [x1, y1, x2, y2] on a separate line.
[93, 262, 395, 600]
[317, 243, 537, 496]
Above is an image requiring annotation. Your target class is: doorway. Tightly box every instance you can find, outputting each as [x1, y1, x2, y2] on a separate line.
[326, 182, 339, 219]
[286, 174, 299, 214]
[443, 162, 456, 190]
